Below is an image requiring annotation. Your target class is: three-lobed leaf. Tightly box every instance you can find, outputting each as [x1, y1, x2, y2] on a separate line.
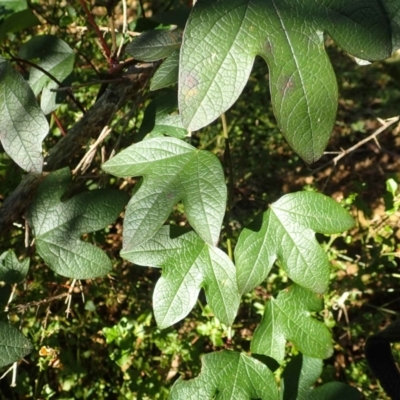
[251, 285, 333, 363]
[0, 56, 49, 172]
[122, 226, 240, 329]
[0, 250, 29, 284]
[169, 350, 279, 399]
[179, 0, 392, 163]
[27, 168, 129, 279]
[102, 137, 227, 248]
[0, 322, 33, 368]
[235, 191, 354, 295]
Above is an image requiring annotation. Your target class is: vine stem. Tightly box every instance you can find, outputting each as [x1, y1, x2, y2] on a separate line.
[8, 54, 86, 113]
[221, 113, 234, 261]
[78, 0, 112, 64]
[52, 112, 67, 136]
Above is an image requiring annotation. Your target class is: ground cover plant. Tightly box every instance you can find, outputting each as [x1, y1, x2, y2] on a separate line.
[0, 0, 400, 399]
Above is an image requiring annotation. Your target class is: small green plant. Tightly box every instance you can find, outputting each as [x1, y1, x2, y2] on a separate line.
[0, 0, 399, 398]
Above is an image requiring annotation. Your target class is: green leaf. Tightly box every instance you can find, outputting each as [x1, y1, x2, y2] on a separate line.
[0, 250, 29, 284]
[151, 49, 179, 90]
[40, 80, 67, 115]
[386, 178, 398, 197]
[0, 8, 39, 42]
[18, 35, 75, 96]
[102, 137, 227, 247]
[251, 285, 332, 363]
[179, 0, 392, 162]
[0, 322, 33, 368]
[138, 92, 187, 140]
[122, 226, 239, 329]
[0, 0, 27, 15]
[235, 191, 354, 295]
[27, 168, 129, 279]
[126, 29, 182, 62]
[0, 57, 49, 172]
[169, 350, 279, 399]
[282, 354, 361, 400]
[309, 384, 362, 400]
[384, 0, 400, 51]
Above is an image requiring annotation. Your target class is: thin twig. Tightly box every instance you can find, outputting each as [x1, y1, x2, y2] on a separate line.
[365, 303, 398, 315]
[4, 284, 17, 312]
[76, 49, 102, 77]
[75, 25, 140, 37]
[78, 280, 85, 303]
[52, 112, 67, 136]
[78, 0, 112, 63]
[50, 60, 140, 93]
[51, 77, 126, 91]
[24, 219, 29, 248]
[8, 293, 69, 313]
[40, 306, 52, 343]
[313, 116, 400, 174]
[11, 55, 63, 85]
[109, 14, 117, 57]
[65, 279, 77, 317]
[117, 0, 128, 57]
[0, 362, 17, 386]
[73, 125, 112, 174]
[221, 113, 234, 260]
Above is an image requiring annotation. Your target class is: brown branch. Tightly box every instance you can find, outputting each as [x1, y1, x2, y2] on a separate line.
[50, 76, 128, 92]
[8, 293, 69, 313]
[78, 0, 112, 64]
[52, 112, 67, 136]
[0, 63, 156, 233]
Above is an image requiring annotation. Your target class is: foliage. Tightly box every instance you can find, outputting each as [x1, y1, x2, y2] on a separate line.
[0, 250, 29, 285]
[27, 168, 129, 279]
[102, 136, 227, 247]
[0, 56, 49, 172]
[0, 322, 32, 369]
[178, 0, 392, 163]
[170, 350, 279, 399]
[251, 285, 333, 363]
[235, 191, 354, 295]
[0, 0, 399, 399]
[281, 354, 361, 400]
